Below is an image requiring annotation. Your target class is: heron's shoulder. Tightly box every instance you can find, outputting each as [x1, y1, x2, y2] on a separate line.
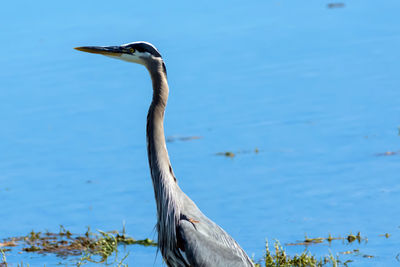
[177, 220, 253, 266]
[179, 192, 236, 241]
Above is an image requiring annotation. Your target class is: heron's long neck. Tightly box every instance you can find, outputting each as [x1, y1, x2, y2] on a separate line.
[146, 60, 179, 223]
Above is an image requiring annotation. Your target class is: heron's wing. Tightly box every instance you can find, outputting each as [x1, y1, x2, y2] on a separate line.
[177, 219, 248, 267]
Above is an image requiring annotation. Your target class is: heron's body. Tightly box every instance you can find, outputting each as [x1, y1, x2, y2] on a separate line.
[75, 42, 254, 267]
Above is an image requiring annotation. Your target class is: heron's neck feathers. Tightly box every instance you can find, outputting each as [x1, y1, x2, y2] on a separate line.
[145, 59, 183, 261]
[146, 60, 175, 188]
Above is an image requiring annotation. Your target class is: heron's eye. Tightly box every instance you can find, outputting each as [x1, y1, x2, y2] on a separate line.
[129, 48, 135, 53]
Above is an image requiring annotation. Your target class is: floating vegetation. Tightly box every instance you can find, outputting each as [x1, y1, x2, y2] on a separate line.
[216, 148, 260, 158]
[286, 232, 367, 246]
[375, 150, 399, 156]
[216, 151, 236, 157]
[0, 229, 386, 266]
[0, 226, 156, 266]
[339, 249, 374, 259]
[379, 233, 391, 238]
[254, 233, 374, 266]
[327, 3, 345, 9]
[166, 135, 202, 143]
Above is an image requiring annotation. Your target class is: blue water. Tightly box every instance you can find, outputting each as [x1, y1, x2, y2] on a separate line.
[1, 1, 399, 266]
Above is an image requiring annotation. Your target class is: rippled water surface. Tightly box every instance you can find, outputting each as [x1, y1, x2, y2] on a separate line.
[1, 1, 399, 266]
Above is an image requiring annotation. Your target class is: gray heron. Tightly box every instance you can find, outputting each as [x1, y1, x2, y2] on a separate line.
[75, 41, 254, 267]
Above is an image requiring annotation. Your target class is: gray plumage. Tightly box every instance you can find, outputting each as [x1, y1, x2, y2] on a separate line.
[75, 41, 254, 267]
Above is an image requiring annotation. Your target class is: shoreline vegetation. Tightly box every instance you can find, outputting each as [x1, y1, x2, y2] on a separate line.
[0, 226, 381, 267]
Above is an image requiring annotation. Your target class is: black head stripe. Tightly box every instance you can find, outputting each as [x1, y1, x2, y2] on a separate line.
[125, 42, 162, 58]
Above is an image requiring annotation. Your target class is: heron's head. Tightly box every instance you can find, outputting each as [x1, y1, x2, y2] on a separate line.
[74, 41, 163, 67]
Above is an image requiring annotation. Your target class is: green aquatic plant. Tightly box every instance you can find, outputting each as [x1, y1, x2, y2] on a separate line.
[1, 248, 7, 267]
[0, 229, 380, 266]
[0, 226, 156, 265]
[254, 240, 341, 267]
[253, 232, 371, 266]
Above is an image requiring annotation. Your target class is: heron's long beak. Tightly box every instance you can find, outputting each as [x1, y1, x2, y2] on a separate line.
[74, 46, 123, 56]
